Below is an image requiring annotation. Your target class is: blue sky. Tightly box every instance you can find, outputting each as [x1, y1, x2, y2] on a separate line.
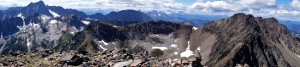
[276, 0, 292, 6]
[0, 0, 300, 21]
[175, 0, 197, 5]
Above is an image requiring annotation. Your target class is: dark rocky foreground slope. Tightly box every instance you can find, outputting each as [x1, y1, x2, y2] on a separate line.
[190, 13, 300, 67]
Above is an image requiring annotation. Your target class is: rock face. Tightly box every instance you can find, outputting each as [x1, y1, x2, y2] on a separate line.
[0, 13, 91, 54]
[59, 20, 191, 53]
[190, 13, 300, 67]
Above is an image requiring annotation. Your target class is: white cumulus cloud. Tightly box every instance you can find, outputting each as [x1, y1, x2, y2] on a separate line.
[0, 0, 300, 21]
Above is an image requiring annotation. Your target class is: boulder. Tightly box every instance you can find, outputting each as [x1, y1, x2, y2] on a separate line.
[130, 59, 143, 66]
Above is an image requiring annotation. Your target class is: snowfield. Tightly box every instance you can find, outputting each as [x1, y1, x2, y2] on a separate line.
[171, 44, 177, 48]
[99, 45, 107, 51]
[99, 40, 109, 45]
[180, 41, 194, 58]
[49, 10, 60, 17]
[152, 47, 168, 50]
[49, 20, 59, 24]
[82, 20, 90, 25]
[193, 27, 198, 30]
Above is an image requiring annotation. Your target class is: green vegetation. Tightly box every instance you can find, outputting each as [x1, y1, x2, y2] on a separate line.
[53, 31, 73, 51]
[62, 32, 73, 41]
[151, 49, 164, 57]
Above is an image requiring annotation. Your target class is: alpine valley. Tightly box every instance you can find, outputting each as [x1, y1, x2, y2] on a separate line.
[0, 1, 299, 67]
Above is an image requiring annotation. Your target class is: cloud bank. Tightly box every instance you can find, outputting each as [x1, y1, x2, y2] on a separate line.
[0, 0, 300, 21]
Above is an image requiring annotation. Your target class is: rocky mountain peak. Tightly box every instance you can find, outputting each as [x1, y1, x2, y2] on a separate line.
[190, 13, 300, 67]
[230, 13, 254, 19]
[28, 1, 46, 7]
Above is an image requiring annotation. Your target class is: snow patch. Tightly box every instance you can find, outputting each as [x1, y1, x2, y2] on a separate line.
[49, 20, 59, 24]
[30, 23, 40, 28]
[193, 27, 198, 30]
[33, 23, 40, 28]
[113, 25, 118, 28]
[17, 26, 24, 30]
[180, 41, 194, 58]
[296, 54, 300, 58]
[49, 10, 60, 17]
[158, 14, 162, 16]
[17, 13, 26, 29]
[26, 39, 31, 52]
[41, 15, 50, 22]
[17, 13, 25, 19]
[171, 44, 177, 48]
[26, 39, 30, 46]
[17, 13, 23, 18]
[70, 32, 75, 34]
[99, 40, 109, 45]
[99, 45, 107, 51]
[82, 20, 90, 25]
[197, 47, 201, 51]
[152, 47, 168, 50]
[174, 52, 178, 55]
[28, 23, 40, 29]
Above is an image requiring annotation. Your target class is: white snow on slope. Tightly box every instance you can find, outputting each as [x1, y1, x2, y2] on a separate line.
[17, 13, 23, 17]
[41, 15, 50, 22]
[49, 10, 60, 17]
[174, 52, 178, 55]
[29, 23, 40, 28]
[99, 40, 109, 45]
[17, 26, 24, 30]
[70, 32, 75, 35]
[82, 20, 90, 25]
[171, 44, 177, 48]
[17, 13, 25, 20]
[180, 41, 194, 58]
[32, 23, 40, 28]
[27, 39, 30, 46]
[193, 27, 198, 30]
[152, 47, 168, 50]
[17, 13, 26, 30]
[296, 54, 300, 58]
[197, 47, 201, 51]
[99, 45, 107, 51]
[49, 20, 58, 24]
[26, 39, 31, 51]
[113, 25, 118, 28]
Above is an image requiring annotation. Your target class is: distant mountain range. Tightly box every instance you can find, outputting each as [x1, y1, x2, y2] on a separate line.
[279, 20, 300, 34]
[146, 10, 227, 26]
[0, 1, 155, 38]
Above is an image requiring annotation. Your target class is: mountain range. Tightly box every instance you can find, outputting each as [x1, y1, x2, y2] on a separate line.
[0, 1, 299, 67]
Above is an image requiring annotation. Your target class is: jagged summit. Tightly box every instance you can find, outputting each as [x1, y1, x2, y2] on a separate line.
[28, 1, 46, 7]
[190, 13, 300, 67]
